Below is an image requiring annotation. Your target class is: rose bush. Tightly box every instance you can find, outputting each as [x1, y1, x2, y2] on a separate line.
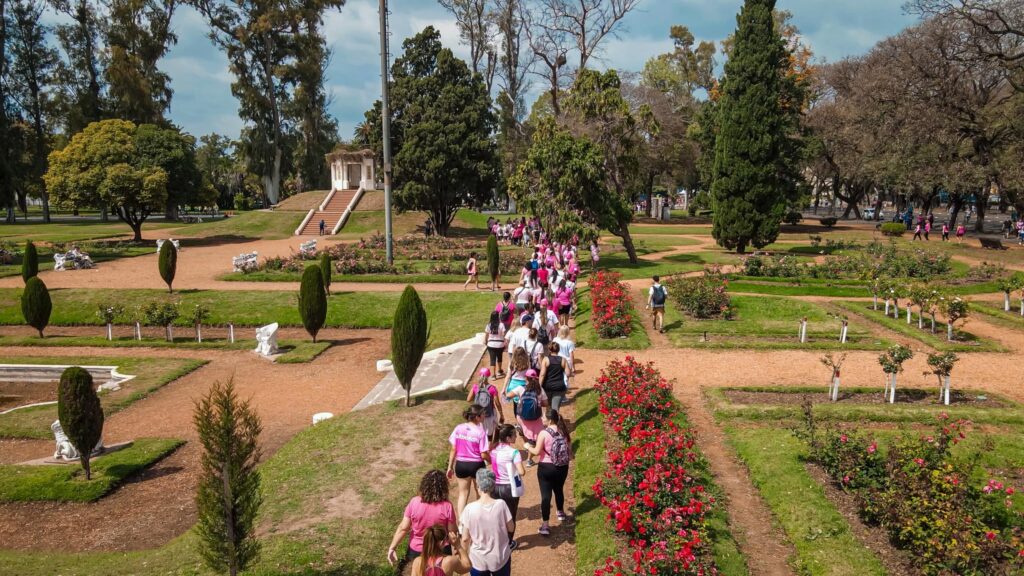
[667, 269, 732, 319]
[592, 357, 718, 576]
[590, 271, 634, 339]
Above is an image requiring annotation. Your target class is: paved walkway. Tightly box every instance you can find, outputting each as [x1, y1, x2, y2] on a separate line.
[353, 334, 486, 410]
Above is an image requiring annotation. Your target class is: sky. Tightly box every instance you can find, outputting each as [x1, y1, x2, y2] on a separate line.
[161, 0, 918, 140]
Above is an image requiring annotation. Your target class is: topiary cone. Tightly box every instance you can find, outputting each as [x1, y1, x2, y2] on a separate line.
[487, 234, 500, 282]
[22, 240, 38, 283]
[298, 265, 327, 342]
[158, 241, 177, 293]
[58, 367, 104, 480]
[320, 253, 332, 296]
[391, 285, 428, 407]
[21, 276, 52, 337]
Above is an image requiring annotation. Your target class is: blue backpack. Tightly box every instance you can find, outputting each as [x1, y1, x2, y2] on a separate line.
[519, 389, 541, 421]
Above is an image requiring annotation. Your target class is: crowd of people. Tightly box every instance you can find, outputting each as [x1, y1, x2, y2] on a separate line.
[389, 224, 579, 576]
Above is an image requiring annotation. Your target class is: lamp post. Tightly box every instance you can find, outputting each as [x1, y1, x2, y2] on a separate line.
[379, 0, 394, 264]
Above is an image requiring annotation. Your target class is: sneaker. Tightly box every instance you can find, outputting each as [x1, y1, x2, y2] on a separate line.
[557, 512, 567, 522]
[509, 539, 518, 550]
[538, 524, 550, 536]
[526, 460, 537, 468]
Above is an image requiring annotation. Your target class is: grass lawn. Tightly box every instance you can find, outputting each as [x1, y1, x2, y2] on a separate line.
[0, 219, 185, 244]
[663, 295, 888, 350]
[0, 393, 466, 576]
[0, 438, 184, 502]
[0, 287, 497, 349]
[0, 243, 157, 279]
[573, 286, 650, 350]
[726, 280, 871, 298]
[832, 300, 1005, 352]
[595, 253, 705, 280]
[573, 387, 619, 575]
[627, 224, 713, 235]
[174, 210, 304, 240]
[0, 356, 206, 439]
[971, 300, 1024, 330]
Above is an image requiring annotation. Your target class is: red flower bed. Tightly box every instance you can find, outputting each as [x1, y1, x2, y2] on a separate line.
[590, 271, 634, 339]
[593, 357, 718, 576]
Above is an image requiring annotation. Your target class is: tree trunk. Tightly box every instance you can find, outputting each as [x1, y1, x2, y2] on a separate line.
[80, 454, 91, 480]
[618, 223, 638, 264]
[974, 192, 986, 233]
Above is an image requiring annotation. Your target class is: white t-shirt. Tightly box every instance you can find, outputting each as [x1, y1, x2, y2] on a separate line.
[491, 443, 523, 485]
[553, 337, 575, 371]
[460, 499, 513, 571]
[507, 327, 530, 355]
[514, 285, 531, 304]
[486, 323, 506, 349]
[533, 309, 559, 335]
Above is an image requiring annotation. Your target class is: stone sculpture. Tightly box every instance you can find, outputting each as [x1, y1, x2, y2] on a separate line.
[51, 420, 104, 460]
[255, 322, 280, 356]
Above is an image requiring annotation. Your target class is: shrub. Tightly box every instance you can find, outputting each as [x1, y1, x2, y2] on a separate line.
[880, 222, 905, 237]
[589, 271, 634, 338]
[22, 240, 38, 282]
[391, 286, 428, 407]
[143, 300, 180, 341]
[486, 234, 499, 282]
[319, 253, 332, 295]
[819, 216, 837, 227]
[57, 367, 104, 480]
[158, 241, 177, 293]
[783, 211, 803, 225]
[298, 265, 327, 342]
[194, 380, 263, 576]
[21, 276, 52, 337]
[667, 271, 732, 319]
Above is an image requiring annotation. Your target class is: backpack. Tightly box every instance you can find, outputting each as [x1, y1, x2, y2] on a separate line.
[652, 285, 666, 307]
[424, 557, 446, 576]
[537, 323, 550, 345]
[547, 427, 571, 466]
[498, 302, 514, 324]
[519, 389, 541, 421]
[528, 342, 542, 371]
[474, 385, 494, 417]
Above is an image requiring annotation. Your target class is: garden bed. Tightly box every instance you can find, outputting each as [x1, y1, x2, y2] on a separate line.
[832, 300, 1005, 352]
[722, 389, 1008, 408]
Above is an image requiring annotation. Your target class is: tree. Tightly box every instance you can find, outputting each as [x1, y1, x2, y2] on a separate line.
[0, 0, 14, 222]
[57, 366, 104, 479]
[104, 0, 178, 125]
[710, 0, 790, 253]
[193, 379, 262, 576]
[438, 0, 497, 92]
[21, 239, 38, 282]
[196, 133, 237, 208]
[298, 264, 326, 342]
[158, 240, 177, 293]
[319, 252, 331, 295]
[21, 276, 51, 337]
[385, 27, 497, 236]
[135, 123, 206, 217]
[391, 285, 428, 407]
[44, 119, 169, 241]
[51, 0, 106, 134]
[534, 0, 640, 72]
[486, 233, 499, 288]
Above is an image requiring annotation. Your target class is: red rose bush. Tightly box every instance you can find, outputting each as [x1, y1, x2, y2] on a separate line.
[592, 357, 718, 576]
[590, 271, 634, 339]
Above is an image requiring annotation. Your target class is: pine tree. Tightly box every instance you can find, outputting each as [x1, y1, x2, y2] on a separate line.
[391, 286, 428, 407]
[158, 240, 177, 293]
[21, 276, 51, 337]
[57, 367, 104, 479]
[319, 252, 332, 296]
[21, 240, 38, 282]
[193, 380, 262, 576]
[298, 264, 327, 342]
[710, 0, 789, 254]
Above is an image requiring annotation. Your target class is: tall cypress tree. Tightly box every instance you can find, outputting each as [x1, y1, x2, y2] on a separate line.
[710, 0, 789, 254]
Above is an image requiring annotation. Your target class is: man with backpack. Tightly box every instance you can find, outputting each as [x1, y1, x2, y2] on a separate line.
[647, 275, 668, 334]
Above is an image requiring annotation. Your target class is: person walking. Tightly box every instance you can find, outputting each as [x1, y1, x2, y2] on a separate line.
[318, 218, 326, 236]
[408, 524, 472, 576]
[447, 405, 491, 517]
[553, 325, 577, 379]
[491, 424, 526, 549]
[942, 223, 950, 242]
[505, 370, 545, 467]
[483, 313, 507, 380]
[647, 275, 668, 333]
[468, 368, 504, 442]
[553, 279, 573, 327]
[924, 221, 931, 241]
[465, 252, 480, 290]
[525, 409, 572, 536]
[460, 469, 514, 576]
[495, 292, 515, 331]
[513, 280, 532, 313]
[387, 470, 458, 566]
[956, 223, 966, 243]
[538, 342, 569, 411]
[502, 348, 531, 415]
[912, 223, 923, 241]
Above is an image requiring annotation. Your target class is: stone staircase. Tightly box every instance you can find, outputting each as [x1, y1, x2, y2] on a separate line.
[298, 189, 358, 235]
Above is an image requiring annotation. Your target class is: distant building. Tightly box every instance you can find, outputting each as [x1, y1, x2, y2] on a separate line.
[325, 148, 376, 192]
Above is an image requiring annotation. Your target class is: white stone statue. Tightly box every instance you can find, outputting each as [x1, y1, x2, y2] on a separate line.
[255, 322, 280, 356]
[51, 420, 104, 460]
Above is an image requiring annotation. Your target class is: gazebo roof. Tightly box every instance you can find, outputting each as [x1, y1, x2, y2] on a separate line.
[326, 148, 374, 162]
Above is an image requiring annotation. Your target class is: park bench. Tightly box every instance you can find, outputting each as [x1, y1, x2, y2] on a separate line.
[979, 237, 1007, 250]
[299, 239, 317, 258]
[232, 252, 259, 272]
[155, 239, 181, 253]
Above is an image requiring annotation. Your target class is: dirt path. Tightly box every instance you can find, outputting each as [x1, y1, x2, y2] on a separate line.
[0, 328, 389, 552]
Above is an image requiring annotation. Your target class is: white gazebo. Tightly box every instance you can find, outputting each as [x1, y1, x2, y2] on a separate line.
[326, 148, 376, 191]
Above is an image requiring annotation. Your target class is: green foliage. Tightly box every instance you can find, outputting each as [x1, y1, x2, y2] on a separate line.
[880, 222, 905, 237]
[878, 344, 913, 374]
[783, 211, 802, 225]
[143, 300, 179, 327]
[486, 234, 499, 281]
[189, 303, 211, 326]
[926, 351, 959, 379]
[319, 252, 332, 295]
[710, 0, 791, 253]
[95, 303, 124, 325]
[819, 217, 837, 227]
[942, 296, 969, 325]
[391, 286, 428, 407]
[20, 276, 52, 337]
[158, 241, 177, 293]
[667, 269, 732, 319]
[21, 241, 38, 282]
[193, 380, 263, 576]
[298, 265, 327, 342]
[57, 367, 104, 480]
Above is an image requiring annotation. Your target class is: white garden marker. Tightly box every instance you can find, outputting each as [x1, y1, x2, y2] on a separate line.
[1019, 298, 1023, 317]
[228, 323, 235, 343]
[799, 318, 808, 343]
[884, 299, 890, 316]
[134, 321, 142, 341]
[887, 374, 897, 404]
[839, 320, 848, 344]
[106, 323, 113, 341]
[196, 324, 203, 343]
[940, 375, 951, 406]
[947, 322, 953, 341]
[906, 307, 912, 324]
[165, 325, 174, 342]
[830, 369, 841, 402]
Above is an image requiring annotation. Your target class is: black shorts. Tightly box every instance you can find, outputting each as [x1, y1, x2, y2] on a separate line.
[454, 460, 486, 479]
[558, 304, 571, 315]
[487, 347, 503, 364]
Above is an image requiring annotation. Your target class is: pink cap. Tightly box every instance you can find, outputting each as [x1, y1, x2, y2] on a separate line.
[479, 367, 491, 378]
[525, 369, 538, 378]
[540, 299, 549, 307]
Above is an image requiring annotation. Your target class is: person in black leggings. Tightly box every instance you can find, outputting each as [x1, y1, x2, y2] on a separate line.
[538, 342, 568, 411]
[526, 408, 571, 535]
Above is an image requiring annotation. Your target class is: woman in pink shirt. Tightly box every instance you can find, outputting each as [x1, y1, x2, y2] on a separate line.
[447, 404, 491, 516]
[554, 279, 573, 327]
[387, 469, 458, 566]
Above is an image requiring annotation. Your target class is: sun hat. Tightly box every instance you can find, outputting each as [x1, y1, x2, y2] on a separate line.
[525, 369, 538, 378]
[479, 367, 491, 378]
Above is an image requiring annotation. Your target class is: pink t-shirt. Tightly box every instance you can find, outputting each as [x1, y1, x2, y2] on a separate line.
[404, 496, 455, 552]
[450, 422, 489, 462]
[554, 288, 572, 308]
